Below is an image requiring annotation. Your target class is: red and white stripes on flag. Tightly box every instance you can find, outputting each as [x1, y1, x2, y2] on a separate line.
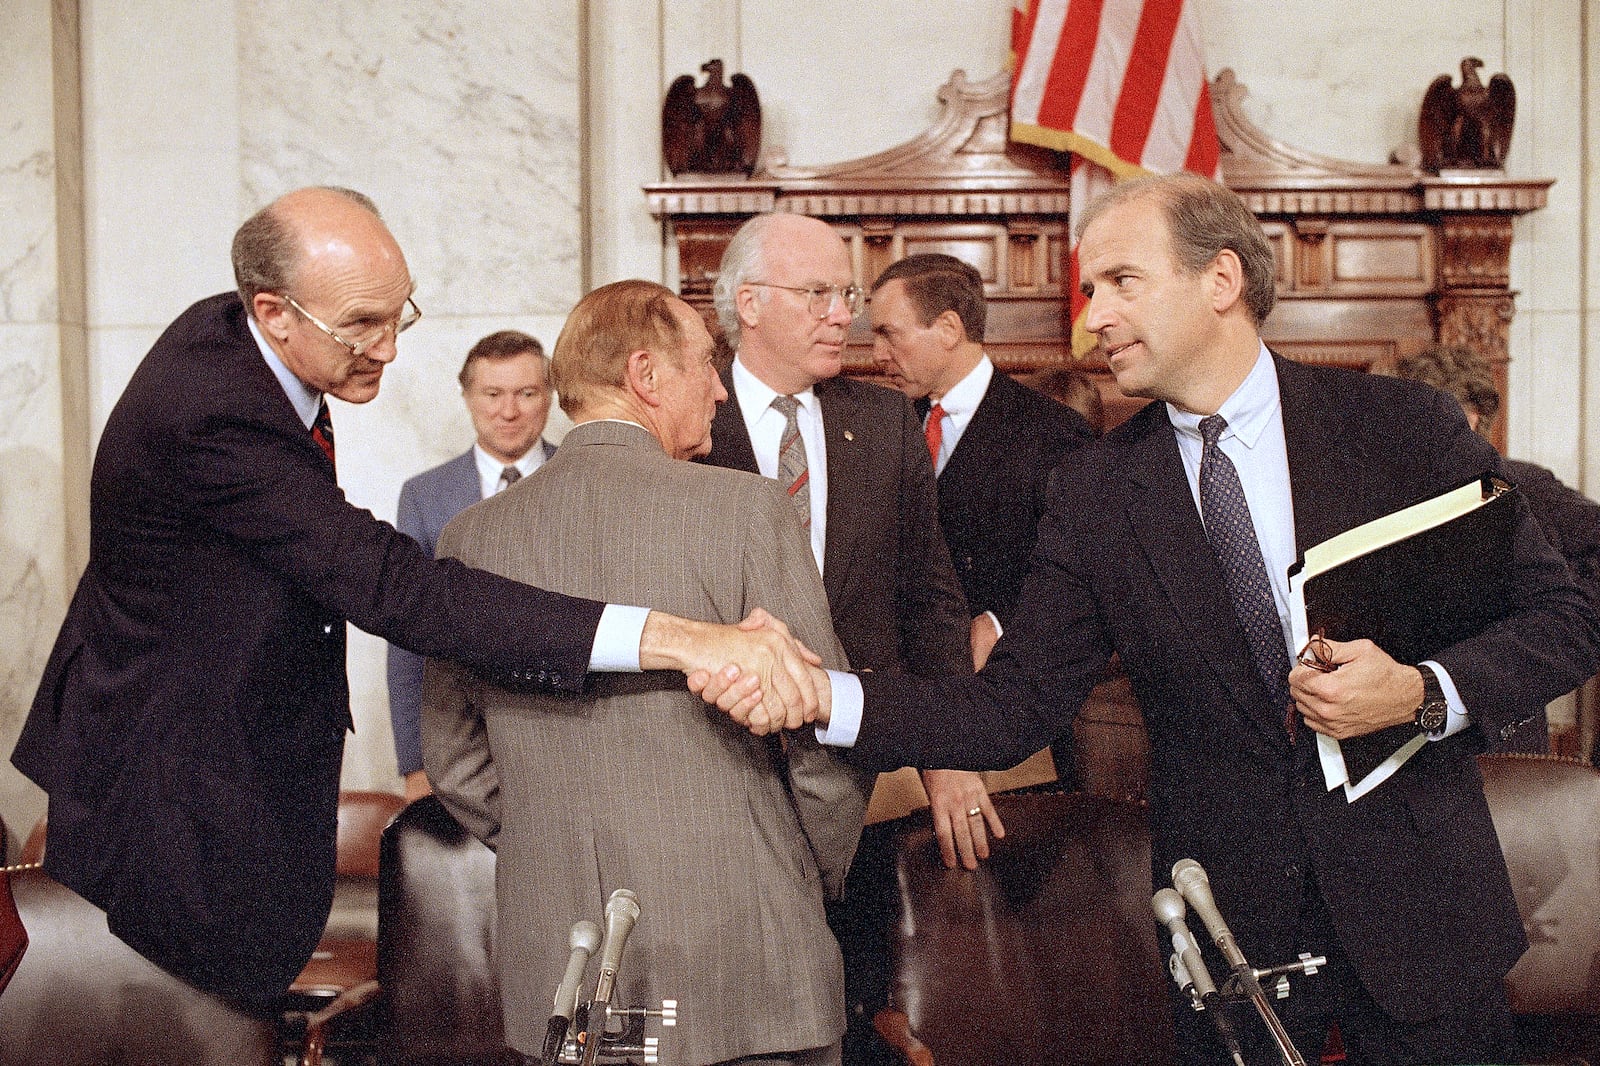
[1009, 0, 1221, 353]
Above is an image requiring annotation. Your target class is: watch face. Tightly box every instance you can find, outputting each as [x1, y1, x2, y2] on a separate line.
[1418, 701, 1448, 733]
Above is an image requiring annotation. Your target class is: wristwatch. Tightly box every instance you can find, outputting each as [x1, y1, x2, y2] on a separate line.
[1413, 666, 1449, 736]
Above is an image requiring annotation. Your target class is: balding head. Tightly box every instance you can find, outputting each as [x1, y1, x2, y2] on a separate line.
[240, 187, 416, 403]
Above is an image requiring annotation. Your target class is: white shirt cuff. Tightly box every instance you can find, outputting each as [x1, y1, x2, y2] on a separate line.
[588, 604, 649, 672]
[1419, 660, 1470, 740]
[985, 610, 1003, 638]
[815, 670, 863, 747]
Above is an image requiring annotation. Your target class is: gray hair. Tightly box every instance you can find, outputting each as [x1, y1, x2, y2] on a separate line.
[712, 213, 779, 350]
[232, 186, 381, 314]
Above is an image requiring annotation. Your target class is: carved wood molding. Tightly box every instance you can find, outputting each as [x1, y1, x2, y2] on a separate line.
[645, 66, 1551, 452]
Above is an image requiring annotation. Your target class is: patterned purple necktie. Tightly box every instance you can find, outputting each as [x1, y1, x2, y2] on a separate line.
[1198, 415, 1292, 721]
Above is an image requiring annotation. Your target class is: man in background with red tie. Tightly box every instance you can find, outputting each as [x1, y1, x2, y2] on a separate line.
[10, 185, 819, 1026]
[869, 252, 1094, 811]
[388, 329, 558, 801]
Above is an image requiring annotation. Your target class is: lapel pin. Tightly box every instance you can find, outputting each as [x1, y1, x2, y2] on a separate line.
[843, 430, 854, 441]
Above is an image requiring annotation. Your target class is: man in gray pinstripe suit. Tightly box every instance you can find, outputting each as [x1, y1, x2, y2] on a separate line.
[423, 280, 869, 1066]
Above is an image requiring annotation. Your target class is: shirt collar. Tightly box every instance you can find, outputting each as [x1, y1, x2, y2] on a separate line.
[732, 355, 817, 418]
[473, 440, 546, 481]
[1166, 342, 1278, 448]
[933, 354, 993, 416]
[248, 315, 322, 430]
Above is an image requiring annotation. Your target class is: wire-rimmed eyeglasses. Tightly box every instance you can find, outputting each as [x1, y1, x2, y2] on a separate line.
[746, 281, 864, 320]
[282, 293, 422, 357]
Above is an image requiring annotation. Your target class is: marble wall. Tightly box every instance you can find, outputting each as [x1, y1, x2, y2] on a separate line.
[0, 0, 1593, 832]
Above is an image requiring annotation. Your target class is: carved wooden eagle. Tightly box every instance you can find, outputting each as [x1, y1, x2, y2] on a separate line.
[1418, 57, 1515, 172]
[662, 59, 762, 176]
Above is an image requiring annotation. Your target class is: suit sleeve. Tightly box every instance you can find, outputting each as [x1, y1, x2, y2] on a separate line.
[891, 398, 973, 677]
[740, 478, 872, 899]
[420, 651, 502, 850]
[386, 480, 429, 775]
[1417, 396, 1600, 740]
[179, 402, 602, 691]
[853, 466, 1112, 772]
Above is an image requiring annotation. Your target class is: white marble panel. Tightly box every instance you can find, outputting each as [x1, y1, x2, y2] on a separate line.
[740, 1, 1013, 167]
[79, 0, 240, 330]
[238, 0, 582, 317]
[1513, 308, 1582, 481]
[0, 0, 58, 325]
[0, 322, 68, 838]
[1200, 0, 1505, 164]
[592, 0, 671, 286]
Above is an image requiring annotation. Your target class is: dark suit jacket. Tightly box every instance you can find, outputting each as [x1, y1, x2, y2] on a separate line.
[387, 441, 556, 775]
[852, 357, 1598, 1025]
[11, 293, 602, 1007]
[929, 369, 1093, 624]
[701, 367, 970, 678]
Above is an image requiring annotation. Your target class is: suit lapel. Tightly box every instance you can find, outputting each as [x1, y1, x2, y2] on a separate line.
[940, 373, 1008, 490]
[1121, 407, 1290, 745]
[1276, 357, 1365, 557]
[815, 379, 861, 607]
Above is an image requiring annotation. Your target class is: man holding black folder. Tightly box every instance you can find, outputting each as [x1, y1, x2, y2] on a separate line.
[697, 173, 1600, 1065]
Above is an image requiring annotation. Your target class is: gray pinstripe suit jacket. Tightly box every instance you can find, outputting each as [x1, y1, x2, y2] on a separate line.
[422, 419, 869, 1064]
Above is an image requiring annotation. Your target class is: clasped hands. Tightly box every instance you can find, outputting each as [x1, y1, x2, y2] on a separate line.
[1288, 635, 1427, 740]
[647, 608, 830, 732]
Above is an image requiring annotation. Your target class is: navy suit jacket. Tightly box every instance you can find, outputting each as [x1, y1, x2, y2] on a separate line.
[387, 441, 555, 774]
[929, 369, 1093, 624]
[701, 369, 970, 678]
[852, 357, 1598, 1024]
[11, 294, 600, 1006]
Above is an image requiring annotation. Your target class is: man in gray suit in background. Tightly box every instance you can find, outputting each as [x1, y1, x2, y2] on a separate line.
[388, 329, 558, 800]
[423, 280, 868, 1066]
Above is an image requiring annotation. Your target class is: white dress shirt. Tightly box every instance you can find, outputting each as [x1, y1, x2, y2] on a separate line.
[926, 355, 993, 476]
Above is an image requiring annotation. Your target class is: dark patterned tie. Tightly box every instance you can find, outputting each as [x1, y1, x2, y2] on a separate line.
[1198, 415, 1292, 722]
[498, 465, 521, 492]
[771, 395, 811, 529]
[312, 399, 336, 472]
[924, 402, 946, 470]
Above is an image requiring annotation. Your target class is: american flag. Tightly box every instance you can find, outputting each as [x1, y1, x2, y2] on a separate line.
[1009, 0, 1221, 353]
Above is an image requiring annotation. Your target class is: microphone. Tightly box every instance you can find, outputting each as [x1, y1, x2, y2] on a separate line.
[1171, 859, 1248, 971]
[543, 919, 602, 1065]
[580, 889, 641, 1066]
[1153, 888, 1244, 1066]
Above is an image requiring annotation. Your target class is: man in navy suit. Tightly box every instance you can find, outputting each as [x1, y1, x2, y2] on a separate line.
[387, 330, 558, 800]
[868, 252, 1093, 864]
[10, 186, 820, 1024]
[707, 174, 1599, 1066]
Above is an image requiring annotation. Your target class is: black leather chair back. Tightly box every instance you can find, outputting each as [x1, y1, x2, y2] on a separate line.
[378, 795, 517, 1065]
[866, 787, 1175, 1065]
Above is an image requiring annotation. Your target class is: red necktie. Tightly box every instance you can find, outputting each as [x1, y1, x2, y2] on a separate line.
[924, 403, 946, 468]
[312, 399, 336, 471]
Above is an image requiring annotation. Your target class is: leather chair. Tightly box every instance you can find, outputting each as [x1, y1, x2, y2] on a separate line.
[377, 794, 515, 1065]
[1480, 753, 1600, 1066]
[283, 789, 406, 1063]
[866, 786, 1176, 1065]
[0, 868, 279, 1066]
